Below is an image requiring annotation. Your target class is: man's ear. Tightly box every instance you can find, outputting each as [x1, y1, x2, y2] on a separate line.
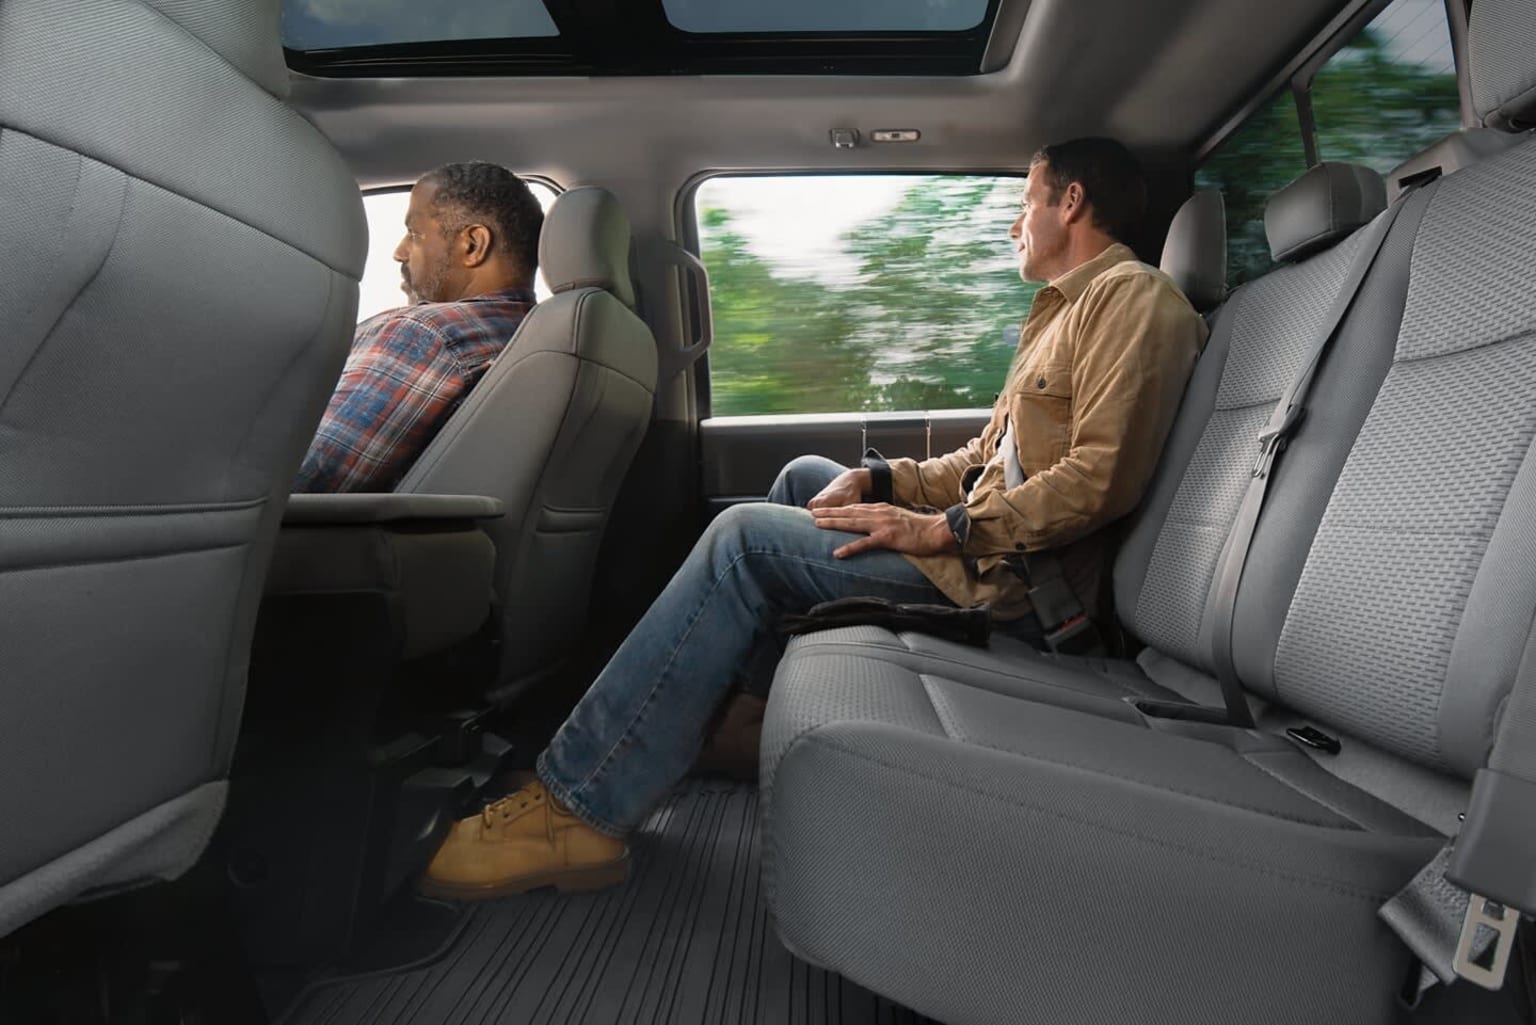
[460, 224, 494, 268]
[1060, 182, 1089, 225]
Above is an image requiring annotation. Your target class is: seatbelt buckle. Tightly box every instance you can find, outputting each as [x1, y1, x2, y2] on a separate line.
[1043, 613, 1102, 656]
[1453, 894, 1519, 990]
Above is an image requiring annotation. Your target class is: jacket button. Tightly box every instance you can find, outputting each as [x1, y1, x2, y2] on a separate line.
[1015, 542, 1026, 550]
[1036, 376, 1047, 389]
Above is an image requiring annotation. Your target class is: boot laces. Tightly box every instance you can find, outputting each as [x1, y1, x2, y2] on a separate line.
[481, 782, 556, 844]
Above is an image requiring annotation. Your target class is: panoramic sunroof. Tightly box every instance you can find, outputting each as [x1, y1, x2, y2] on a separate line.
[283, 0, 557, 51]
[661, 0, 988, 34]
[282, 0, 1004, 77]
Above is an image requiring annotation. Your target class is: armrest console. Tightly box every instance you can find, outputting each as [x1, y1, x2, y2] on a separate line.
[281, 493, 504, 525]
[266, 493, 505, 659]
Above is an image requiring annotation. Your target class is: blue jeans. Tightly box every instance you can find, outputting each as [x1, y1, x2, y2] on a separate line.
[537, 456, 948, 835]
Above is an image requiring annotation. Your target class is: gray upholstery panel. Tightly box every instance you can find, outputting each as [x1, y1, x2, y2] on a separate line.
[140, 0, 291, 98]
[1, 546, 252, 882]
[1468, 0, 1536, 131]
[765, 705, 1436, 1025]
[0, 783, 226, 939]
[775, 627, 1169, 724]
[1128, 231, 1365, 669]
[1442, 437, 1536, 773]
[1, 151, 351, 505]
[539, 186, 637, 309]
[1231, 187, 1431, 702]
[1273, 140, 1536, 775]
[0, 0, 366, 273]
[1, 0, 362, 934]
[400, 283, 657, 693]
[1264, 162, 1386, 263]
[1114, 300, 1236, 640]
[1388, 127, 1527, 198]
[1158, 188, 1226, 311]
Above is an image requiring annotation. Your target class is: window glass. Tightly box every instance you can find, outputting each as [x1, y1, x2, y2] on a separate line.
[1195, 90, 1307, 289]
[1311, 0, 1461, 174]
[282, 0, 557, 51]
[695, 175, 1037, 416]
[663, 0, 988, 34]
[357, 183, 558, 323]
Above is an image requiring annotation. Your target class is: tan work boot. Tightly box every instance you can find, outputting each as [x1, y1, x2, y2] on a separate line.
[420, 780, 628, 900]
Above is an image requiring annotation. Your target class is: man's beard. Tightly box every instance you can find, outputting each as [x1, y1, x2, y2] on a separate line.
[401, 257, 450, 305]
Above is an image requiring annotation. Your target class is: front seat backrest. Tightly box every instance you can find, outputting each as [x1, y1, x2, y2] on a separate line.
[0, 0, 365, 936]
[399, 187, 659, 700]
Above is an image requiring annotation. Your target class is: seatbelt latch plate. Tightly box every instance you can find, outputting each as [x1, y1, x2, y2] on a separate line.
[1453, 894, 1518, 990]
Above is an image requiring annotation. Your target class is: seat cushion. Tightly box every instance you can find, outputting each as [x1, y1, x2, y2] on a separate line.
[761, 640, 1442, 1025]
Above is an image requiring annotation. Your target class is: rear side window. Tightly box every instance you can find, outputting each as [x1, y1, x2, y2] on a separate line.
[694, 175, 1037, 417]
[1311, 0, 1461, 173]
[1198, 0, 1461, 290]
[1195, 91, 1307, 289]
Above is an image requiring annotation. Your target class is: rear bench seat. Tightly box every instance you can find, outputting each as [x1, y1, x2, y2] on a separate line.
[758, 5, 1536, 1022]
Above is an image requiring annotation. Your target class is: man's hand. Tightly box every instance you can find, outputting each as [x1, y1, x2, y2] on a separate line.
[811, 503, 959, 559]
[805, 467, 872, 511]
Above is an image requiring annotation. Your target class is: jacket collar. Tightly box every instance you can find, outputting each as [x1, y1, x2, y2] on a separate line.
[1046, 242, 1137, 304]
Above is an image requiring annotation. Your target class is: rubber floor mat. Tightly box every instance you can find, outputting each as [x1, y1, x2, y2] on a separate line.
[278, 779, 938, 1025]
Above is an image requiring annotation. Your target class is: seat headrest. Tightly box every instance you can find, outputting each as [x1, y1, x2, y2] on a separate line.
[1264, 162, 1386, 264]
[145, 0, 291, 99]
[1469, 0, 1536, 131]
[1158, 189, 1226, 311]
[539, 187, 636, 310]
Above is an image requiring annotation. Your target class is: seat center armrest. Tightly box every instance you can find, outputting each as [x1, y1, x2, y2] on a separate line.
[281, 493, 505, 526]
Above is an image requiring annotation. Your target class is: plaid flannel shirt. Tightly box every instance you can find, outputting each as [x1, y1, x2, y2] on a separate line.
[295, 288, 536, 492]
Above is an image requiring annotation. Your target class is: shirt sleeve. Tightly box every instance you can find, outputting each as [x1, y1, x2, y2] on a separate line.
[886, 417, 997, 509]
[958, 274, 1205, 555]
[293, 314, 467, 493]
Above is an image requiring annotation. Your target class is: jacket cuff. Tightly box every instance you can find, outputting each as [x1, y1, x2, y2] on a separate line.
[944, 503, 971, 550]
[861, 448, 894, 504]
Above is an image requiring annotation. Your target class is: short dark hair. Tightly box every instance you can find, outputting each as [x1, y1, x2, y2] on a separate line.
[1030, 137, 1147, 242]
[421, 161, 544, 276]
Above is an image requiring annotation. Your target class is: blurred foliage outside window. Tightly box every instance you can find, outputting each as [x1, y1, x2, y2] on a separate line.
[1197, 0, 1460, 289]
[697, 2, 1461, 418]
[696, 175, 1035, 417]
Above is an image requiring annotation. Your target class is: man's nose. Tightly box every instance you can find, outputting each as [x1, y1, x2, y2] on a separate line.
[393, 237, 409, 263]
[1008, 214, 1023, 240]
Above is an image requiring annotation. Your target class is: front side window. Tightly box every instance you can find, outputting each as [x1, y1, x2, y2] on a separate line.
[358, 183, 558, 323]
[695, 175, 1038, 417]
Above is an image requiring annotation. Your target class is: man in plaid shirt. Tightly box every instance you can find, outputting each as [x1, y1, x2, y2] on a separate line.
[295, 162, 544, 492]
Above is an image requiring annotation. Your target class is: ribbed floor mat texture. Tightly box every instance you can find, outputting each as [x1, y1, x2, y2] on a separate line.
[279, 780, 936, 1025]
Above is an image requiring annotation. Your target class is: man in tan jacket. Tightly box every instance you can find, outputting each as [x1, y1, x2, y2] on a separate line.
[420, 138, 1209, 900]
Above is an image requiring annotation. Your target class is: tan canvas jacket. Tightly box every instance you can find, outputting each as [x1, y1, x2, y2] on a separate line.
[888, 243, 1207, 620]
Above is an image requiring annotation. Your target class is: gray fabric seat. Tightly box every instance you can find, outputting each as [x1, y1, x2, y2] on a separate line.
[396, 187, 658, 701]
[0, 0, 364, 936]
[760, 4, 1536, 1019]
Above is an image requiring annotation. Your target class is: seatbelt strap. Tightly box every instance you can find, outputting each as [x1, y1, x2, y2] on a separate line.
[997, 417, 1105, 656]
[1204, 197, 1410, 729]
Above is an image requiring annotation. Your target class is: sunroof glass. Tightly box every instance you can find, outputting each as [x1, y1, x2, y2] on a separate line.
[662, 0, 989, 34]
[282, 0, 558, 50]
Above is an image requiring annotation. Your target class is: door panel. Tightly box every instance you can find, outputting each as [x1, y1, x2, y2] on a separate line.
[700, 408, 990, 514]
